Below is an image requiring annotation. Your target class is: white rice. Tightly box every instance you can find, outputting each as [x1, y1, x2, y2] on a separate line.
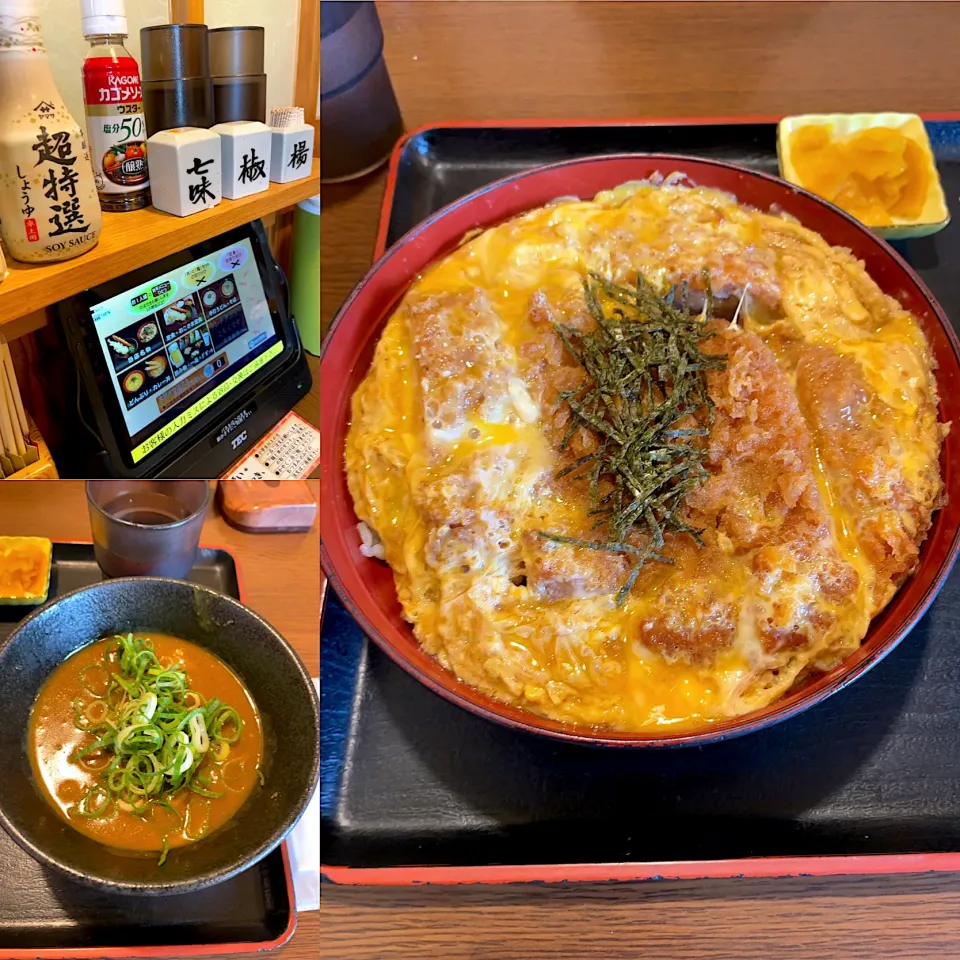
[357, 521, 386, 561]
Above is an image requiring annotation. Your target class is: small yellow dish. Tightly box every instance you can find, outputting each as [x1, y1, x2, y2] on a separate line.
[0, 537, 52, 605]
[778, 112, 950, 239]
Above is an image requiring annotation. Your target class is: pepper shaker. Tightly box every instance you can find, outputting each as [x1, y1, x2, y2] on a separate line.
[211, 120, 271, 199]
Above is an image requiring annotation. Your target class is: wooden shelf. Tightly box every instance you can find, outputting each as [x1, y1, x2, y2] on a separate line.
[0, 159, 319, 326]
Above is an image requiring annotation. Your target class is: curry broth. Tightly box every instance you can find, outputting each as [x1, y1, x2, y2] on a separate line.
[28, 634, 263, 854]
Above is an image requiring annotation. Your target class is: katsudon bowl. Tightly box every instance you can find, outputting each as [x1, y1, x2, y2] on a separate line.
[320, 154, 960, 748]
[0, 577, 319, 895]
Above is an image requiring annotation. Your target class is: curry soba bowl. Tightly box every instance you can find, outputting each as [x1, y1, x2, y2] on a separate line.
[0, 577, 319, 894]
[321, 154, 960, 747]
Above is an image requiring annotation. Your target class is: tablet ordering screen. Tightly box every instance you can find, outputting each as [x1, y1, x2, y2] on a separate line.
[90, 239, 283, 463]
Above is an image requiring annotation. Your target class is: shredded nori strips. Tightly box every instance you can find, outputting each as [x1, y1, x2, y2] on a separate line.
[538, 270, 728, 604]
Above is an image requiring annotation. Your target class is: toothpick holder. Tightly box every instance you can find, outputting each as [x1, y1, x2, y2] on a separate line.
[269, 123, 314, 183]
[146, 127, 222, 217]
[211, 121, 273, 199]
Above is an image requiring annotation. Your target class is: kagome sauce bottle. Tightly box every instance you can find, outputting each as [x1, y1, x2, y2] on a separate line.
[0, 0, 101, 262]
[80, 0, 150, 211]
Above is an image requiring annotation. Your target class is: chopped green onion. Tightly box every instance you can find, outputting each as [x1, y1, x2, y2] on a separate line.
[75, 784, 112, 818]
[210, 707, 243, 743]
[189, 782, 225, 799]
[66, 633, 257, 862]
[83, 700, 109, 724]
[71, 734, 116, 763]
[188, 713, 210, 754]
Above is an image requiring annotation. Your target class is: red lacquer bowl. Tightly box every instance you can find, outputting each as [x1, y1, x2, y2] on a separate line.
[320, 155, 960, 747]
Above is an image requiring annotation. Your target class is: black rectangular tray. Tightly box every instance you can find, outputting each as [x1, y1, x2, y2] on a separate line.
[0, 543, 295, 955]
[322, 119, 960, 885]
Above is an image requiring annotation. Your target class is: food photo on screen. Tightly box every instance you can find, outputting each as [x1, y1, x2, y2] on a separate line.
[118, 349, 174, 411]
[160, 295, 204, 341]
[200, 275, 242, 320]
[169, 327, 216, 377]
[104, 315, 163, 373]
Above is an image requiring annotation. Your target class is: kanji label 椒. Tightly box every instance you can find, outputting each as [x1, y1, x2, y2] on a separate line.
[239, 147, 266, 184]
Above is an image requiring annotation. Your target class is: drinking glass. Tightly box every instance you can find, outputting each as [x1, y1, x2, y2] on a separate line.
[86, 480, 210, 579]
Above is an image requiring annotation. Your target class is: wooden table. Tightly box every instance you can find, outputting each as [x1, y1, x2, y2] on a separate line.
[2, 480, 318, 960]
[320, 2, 960, 957]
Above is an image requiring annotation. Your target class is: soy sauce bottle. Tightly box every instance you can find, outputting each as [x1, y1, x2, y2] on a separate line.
[0, 0, 102, 262]
[80, 0, 150, 211]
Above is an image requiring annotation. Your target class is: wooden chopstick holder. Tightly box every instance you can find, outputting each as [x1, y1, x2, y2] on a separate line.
[0, 341, 28, 436]
[0, 366, 18, 460]
[0, 358, 25, 457]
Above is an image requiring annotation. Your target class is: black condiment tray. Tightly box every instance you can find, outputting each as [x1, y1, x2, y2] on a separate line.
[322, 118, 960, 885]
[0, 543, 294, 955]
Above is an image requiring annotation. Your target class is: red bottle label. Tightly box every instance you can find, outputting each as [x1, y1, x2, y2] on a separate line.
[82, 54, 149, 195]
[82, 55, 142, 106]
[24, 218, 39, 242]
